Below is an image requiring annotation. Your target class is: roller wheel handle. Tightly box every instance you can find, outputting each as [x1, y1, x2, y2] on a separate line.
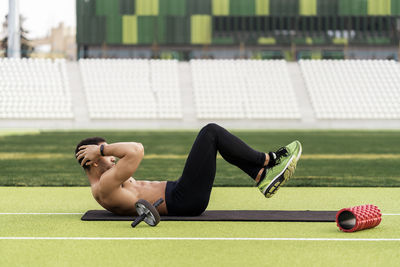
[153, 198, 164, 208]
[131, 214, 146, 228]
[131, 198, 164, 228]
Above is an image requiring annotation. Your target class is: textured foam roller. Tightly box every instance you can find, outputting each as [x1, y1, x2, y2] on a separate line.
[336, 204, 382, 232]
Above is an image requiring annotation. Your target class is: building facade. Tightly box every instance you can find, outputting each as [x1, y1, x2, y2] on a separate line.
[76, 0, 400, 60]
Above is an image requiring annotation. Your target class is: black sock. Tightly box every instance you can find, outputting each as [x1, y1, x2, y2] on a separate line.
[267, 152, 277, 168]
[256, 152, 278, 185]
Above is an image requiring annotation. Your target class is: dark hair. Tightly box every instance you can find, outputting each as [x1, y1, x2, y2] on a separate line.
[75, 137, 106, 170]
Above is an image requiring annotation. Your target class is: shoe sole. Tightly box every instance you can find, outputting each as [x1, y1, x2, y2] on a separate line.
[262, 154, 295, 197]
[263, 142, 302, 198]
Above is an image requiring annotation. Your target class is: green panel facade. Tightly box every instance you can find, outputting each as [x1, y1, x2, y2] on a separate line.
[77, 0, 96, 17]
[230, 0, 255, 15]
[77, 0, 400, 48]
[393, 0, 400, 14]
[159, 0, 187, 15]
[96, 0, 120, 16]
[77, 0, 106, 44]
[136, 0, 158, 15]
[106, 15, 122, 44]
[191, 15, 212, 44]
[212, 0, 230, 15]
[187, 0, 212, 14]
[368, 0, 391, 15]
[338, 0, 367, 15]
[76, 14, 84, 44]
[138, 16, 156, 44]
[255, 0, 270, 15]
[89, 17, 106, 44]
[166, 16, 190, 44]
[317, 0, 338, 15]
[122, 15, 137, 44]
[120, 0, 135, 15]
[270, 0, 299, 15]
[156, 16, 167, 44]
[300, 0, 317, 15]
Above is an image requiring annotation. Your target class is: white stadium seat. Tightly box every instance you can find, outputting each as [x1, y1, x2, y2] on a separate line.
[150, 60, 182, 119]
[79, 59, 182, 119]
[190, 59, 301, 119]
[0, 58, 73, 119]
[2, 58, 399, 124]
[300, 60, 400, 119]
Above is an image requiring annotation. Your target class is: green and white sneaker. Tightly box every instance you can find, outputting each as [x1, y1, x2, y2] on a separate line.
[257, 140, 302, 198]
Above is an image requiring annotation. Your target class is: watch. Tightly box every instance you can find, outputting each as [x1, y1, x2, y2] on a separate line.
[100, 144, 105, 156]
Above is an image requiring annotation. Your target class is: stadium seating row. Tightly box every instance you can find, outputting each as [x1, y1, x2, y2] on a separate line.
[191, 60, 300, 119]
[300, 60, 400, 119]
[79, 59, 182, 119]
[0, 58, 73, 119]
[0, 58, 399, 120]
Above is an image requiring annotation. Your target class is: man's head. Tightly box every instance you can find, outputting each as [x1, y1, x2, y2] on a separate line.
[75, 137, 106, 171]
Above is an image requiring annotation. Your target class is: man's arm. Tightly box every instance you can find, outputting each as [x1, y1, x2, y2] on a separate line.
[77, 142, 144, 197]
[99, 142, 144, 192]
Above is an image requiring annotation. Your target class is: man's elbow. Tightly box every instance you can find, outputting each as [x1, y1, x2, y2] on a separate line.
[129, 142, 144, 157]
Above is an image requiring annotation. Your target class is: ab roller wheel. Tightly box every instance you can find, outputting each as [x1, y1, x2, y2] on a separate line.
[131, 198, 164, 228]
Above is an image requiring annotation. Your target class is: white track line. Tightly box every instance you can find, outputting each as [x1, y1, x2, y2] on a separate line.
[0, 237, 400, 241]
[0, 213, 399, 216]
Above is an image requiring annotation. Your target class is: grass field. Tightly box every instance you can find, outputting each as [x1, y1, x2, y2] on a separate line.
[1, 129, 399, 266]
[1, 187, 399, 266]
[0, 129, 399, 186]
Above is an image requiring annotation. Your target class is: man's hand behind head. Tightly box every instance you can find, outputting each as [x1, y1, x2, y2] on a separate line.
[76, 144, 102, 167]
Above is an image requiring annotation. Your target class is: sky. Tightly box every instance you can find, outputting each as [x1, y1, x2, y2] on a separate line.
[0, 0, 76, 39]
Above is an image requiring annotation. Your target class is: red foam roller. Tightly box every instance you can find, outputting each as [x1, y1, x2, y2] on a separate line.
[336, 204, 382, 232]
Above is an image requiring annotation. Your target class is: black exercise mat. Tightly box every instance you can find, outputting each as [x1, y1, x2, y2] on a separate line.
[81, 210, 337, 222]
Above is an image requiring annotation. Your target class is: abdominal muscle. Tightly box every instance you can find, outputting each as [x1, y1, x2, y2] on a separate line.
[94, 178, 168, 216]
[125, 179, 168, 215]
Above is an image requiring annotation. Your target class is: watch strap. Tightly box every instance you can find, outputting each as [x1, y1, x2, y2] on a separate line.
[100, 144, 105, 156]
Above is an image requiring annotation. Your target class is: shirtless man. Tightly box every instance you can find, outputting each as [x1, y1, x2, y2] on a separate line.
[75, 123, 302, 216]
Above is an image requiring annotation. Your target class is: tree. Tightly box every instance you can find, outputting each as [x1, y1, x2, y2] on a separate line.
[1, 15, 34, 58]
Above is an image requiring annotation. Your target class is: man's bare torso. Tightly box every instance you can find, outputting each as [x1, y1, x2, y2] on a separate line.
[76, 141, 169, 216]
[91, 178, 168, 216]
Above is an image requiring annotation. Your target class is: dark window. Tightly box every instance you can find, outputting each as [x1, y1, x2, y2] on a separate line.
[212, 16, 396, 36]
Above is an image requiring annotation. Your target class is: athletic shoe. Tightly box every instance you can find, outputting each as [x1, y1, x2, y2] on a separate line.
[257, 140, 302, 198]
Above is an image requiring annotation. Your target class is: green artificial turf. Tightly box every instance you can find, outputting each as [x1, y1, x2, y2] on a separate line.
[0, 130, 399, 186]
[0, 187, 399, 266]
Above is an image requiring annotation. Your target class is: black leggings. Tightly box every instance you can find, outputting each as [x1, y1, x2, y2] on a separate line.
[165, 123, 266, 216]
